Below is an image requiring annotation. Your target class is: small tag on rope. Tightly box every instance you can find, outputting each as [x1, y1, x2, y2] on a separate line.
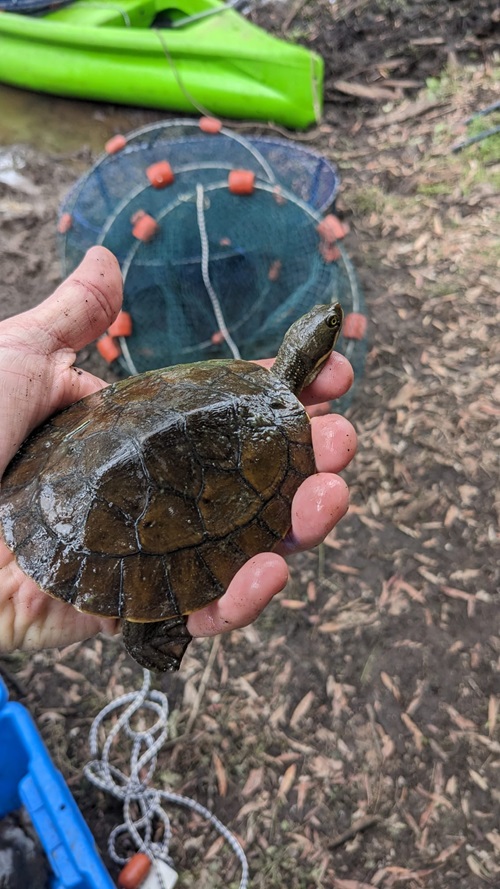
[142, 860, 178, 889]
[118, 853, 178, 889]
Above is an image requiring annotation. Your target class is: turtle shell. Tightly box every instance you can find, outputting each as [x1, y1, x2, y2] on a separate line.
[0, 359, 314, 621]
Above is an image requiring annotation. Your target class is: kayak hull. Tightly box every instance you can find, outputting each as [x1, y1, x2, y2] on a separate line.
[0, 0, 323, 128]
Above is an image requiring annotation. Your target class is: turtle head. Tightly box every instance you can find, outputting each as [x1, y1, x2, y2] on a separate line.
[272, 303, 343, 396]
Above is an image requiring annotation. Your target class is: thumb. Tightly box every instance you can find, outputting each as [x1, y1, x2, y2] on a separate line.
[20, 247, 123, 354]
[0, 248, 123, 473]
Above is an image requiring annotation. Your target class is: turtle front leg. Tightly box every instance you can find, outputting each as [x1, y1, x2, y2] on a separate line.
[122, 616, 193, 672]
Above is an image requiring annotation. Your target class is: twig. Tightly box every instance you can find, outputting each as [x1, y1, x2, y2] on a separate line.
[328, 814, 381, 849]
[367, 99, 449, 128]
[184, 636, 221, 736]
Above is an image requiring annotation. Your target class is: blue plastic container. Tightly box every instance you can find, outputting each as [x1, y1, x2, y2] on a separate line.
[0, 677, 115, 889]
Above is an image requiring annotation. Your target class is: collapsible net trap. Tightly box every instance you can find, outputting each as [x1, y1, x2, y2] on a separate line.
[0, 0, 68, 10]
[59, 117, 367, 407]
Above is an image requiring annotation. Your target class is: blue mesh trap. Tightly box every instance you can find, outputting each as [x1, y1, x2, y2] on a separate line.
[0, 0, 68, 10]
[59, 118, 367, 408]
[61, 118, 340, 274]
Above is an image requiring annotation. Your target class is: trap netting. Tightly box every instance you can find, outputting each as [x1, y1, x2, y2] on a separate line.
[0, 0, 67, 10]
[59, 117, 367, 407]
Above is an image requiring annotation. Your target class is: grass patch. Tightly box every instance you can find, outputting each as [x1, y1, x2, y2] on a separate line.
[460, 110, 500, 184]
[416, 181, 455, 197]
[347, 184, 412, 217]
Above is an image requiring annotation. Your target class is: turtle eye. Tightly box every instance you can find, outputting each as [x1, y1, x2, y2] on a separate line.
[326, 314, 340, 328]
[325, 304, 342, 329]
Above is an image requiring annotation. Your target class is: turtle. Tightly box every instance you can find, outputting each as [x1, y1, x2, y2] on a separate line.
[0, 303, 343, 672]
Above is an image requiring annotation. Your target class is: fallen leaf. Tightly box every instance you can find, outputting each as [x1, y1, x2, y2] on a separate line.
[469, 769, 489, 791]
[443, 704, 477, 731]
[277, 763, 297, 800]
[488, 696, 498, 737]
[433, 839, 465, 863]
[280, 598, 307, 609]
[290, 690, 315, 729]
[380, 671, 402, 702]
[241, 767, 264, 798]
[212, 752, 227, 797]
[401, 713, 425, 751]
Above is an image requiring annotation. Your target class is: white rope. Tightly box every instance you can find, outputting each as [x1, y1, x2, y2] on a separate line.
[119, 335, 140, 377]
[195, 183, 241, 360]
[84, 668, 249, 888]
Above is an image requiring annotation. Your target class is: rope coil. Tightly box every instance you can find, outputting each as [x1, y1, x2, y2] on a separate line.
[84, 669, 249, 888]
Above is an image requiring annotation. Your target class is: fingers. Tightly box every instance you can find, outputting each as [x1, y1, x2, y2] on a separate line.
[278, 472, 349, 554]
[20, 247, 123, 354]
[301, 352, 354, 405]
[258, 352, 354, 404]
[187, 553, 288, 638]
[274, 412, 355, 551]
[54, 367, 110, 411]
[311, 414, 357, 473]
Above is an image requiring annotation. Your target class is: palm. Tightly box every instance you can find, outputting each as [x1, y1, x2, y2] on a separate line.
[0, 542, 115, 650]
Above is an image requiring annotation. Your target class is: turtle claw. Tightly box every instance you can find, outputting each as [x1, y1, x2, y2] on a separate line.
[122, 616, 193, 672]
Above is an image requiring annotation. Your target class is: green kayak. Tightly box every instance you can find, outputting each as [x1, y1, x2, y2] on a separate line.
[0, 0, 323, 128]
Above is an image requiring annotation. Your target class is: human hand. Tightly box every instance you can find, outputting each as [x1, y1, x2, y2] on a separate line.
[0, 247, 356, 655]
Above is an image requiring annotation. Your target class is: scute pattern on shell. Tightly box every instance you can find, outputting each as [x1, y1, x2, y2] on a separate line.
[0, 360, 314, 622]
